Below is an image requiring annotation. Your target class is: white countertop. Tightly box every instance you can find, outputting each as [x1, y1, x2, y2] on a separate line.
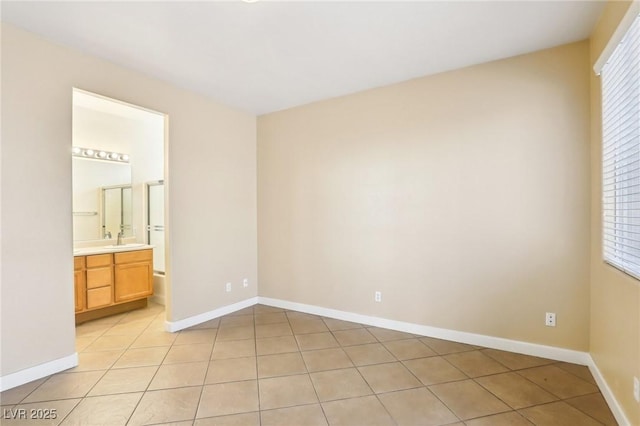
[73, 244, 154, 256]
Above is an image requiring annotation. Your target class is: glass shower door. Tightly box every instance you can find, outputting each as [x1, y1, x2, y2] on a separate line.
[147, 181, 165, 274]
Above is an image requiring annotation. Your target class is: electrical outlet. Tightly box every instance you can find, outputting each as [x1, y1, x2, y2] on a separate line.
[225, 282, 231, 292]
[243, 278, 249, 288]
[634, 376, 639, 403]
[545, 312, 556, 327]
[375, 291, 382, 302]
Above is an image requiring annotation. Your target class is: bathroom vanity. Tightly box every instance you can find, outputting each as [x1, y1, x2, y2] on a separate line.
[74, 244, 154, 324]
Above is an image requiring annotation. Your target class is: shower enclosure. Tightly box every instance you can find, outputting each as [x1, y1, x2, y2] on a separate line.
[147, 181, 165, 275]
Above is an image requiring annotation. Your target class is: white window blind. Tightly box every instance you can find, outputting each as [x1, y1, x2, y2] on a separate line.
[602, 12, 640, 278]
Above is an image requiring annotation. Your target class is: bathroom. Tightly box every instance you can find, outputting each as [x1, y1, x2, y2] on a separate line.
[72, 89, 167, 317]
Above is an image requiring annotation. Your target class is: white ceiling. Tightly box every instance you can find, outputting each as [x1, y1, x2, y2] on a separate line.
[2, 1, 605, 115]
[74, 89, 165, 122]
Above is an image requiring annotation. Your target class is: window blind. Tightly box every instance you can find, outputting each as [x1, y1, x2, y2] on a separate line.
[602, 12, 640, 278]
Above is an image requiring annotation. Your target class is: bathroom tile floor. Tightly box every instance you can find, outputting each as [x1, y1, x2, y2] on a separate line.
[0, 303, 617, 425]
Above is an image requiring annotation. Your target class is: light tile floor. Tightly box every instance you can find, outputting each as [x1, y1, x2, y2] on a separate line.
[0, 303, 617, 425]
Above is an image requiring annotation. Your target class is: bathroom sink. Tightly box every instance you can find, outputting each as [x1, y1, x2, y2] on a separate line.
[103, 243, 147, 249]
[73, 243, 151, 255]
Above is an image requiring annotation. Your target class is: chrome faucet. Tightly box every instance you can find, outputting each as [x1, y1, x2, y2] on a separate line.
[104, 231, 112, 239]
[117, 231, 123, 246]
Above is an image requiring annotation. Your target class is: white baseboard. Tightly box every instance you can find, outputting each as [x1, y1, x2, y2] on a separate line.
[586, 355, 631, 426]
[258, 296, 590, 365]
[164, 297, 258, 332]
[259, 297, 633, 423]
[0, 353, 78, 392]
[5, 297, 627, 424]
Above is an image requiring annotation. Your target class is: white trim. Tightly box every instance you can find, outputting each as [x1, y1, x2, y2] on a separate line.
[594, 1, 640, 75]
[259, 296, 638, 421]
[164, 297, 258, 332]
[1, 298, 628, 423]
[586, 355, 632, 426]
[258, 297, 590, 365]
[0, 353, 78, 392]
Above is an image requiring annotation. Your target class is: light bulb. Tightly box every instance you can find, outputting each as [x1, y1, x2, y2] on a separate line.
[72, 147, 81, 155]
[120, 154, 130, 161]
[97, 151, 107, 158]
[109, 152, 119, 160]
[84, 149, 94, 156]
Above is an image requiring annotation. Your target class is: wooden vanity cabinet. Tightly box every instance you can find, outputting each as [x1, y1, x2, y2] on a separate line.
[74, 248, 153, 322]
[114, 249, 153, 302]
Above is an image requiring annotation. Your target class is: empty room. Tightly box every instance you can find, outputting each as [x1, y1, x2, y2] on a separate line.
[0, 1, 639, 425]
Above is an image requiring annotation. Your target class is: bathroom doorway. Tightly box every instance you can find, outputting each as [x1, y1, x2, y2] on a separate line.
[72, 88, 169, 320]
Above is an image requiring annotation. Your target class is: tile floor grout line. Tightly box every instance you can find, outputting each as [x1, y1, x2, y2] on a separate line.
[514, 406, 543, 426]
[3, 377, 51, 407]
[3, 303, 617, 426]
[467, 373, 529, 419]
[561, 392, 614, 426]
[93, 308, 162, 425]
[103, 309, 163, 426]
[190, 315, 231, 425]
[346, 330, 403, 426]
[512, 366, 574, 402]
[558, 387, 615, 420]
[427, 378, 507, 424]
[10, 311, 154, 410]
[471, 364, 568, 415]
[58, 309, 159, 425]
[465, 409, 534, 425]
[553, 361, 601, 385]
[302, 317, 333, 425]
[516, 400, 609, 426]
[252, 308, 265, 425]
[349, 354, 388, 417]
[410, 370, 465, 423]
[52, 397, 83, 426]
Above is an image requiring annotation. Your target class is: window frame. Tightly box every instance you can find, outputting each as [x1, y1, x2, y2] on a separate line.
[596, 3, 640, 279]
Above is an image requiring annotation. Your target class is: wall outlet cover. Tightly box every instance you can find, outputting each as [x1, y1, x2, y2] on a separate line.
[225, 282, 231, 292]
[545, 312, 556, 327]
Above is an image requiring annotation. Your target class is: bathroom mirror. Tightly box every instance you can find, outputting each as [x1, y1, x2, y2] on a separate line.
[72, 157, 132, 241]
[102, 185, 133, 239]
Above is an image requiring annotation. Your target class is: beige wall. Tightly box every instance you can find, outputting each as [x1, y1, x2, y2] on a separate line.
[258, 41, 591, 350]
[0, 24, 258, 378]
[589, 1, 640, 424]
[6, 9, 637, 420]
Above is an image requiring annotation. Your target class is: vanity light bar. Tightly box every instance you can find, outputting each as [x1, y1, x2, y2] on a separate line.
[72, 146, 130, 163]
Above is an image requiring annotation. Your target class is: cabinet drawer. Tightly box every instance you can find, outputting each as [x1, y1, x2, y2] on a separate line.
[86, 267, 113, 289]
[86, 253, 113, 268]
[115, 249, 152, 264]
[86, 286, 112, 309]
[74, 256, 85, 270]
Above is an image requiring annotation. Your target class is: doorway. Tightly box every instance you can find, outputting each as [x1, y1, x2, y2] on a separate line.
[72, 88, 169, 316]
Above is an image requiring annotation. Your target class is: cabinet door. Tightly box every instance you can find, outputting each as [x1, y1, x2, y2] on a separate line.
[114, 261, 153, 302]
[74, 269, 86, 312]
